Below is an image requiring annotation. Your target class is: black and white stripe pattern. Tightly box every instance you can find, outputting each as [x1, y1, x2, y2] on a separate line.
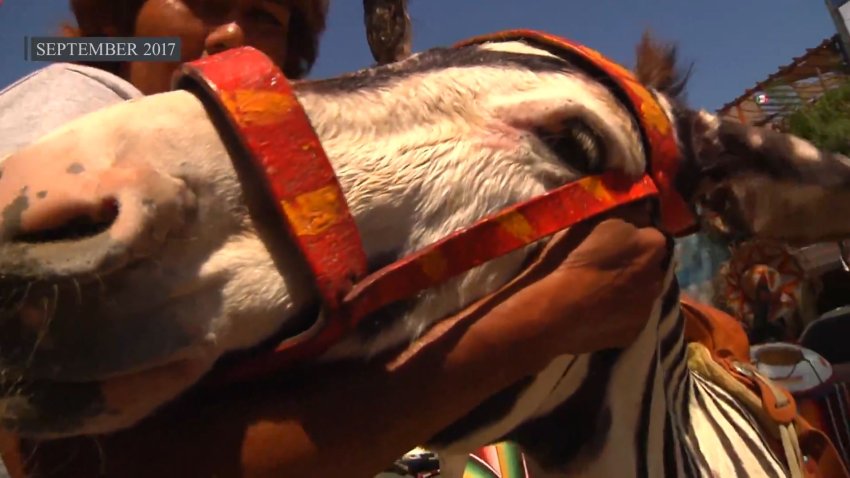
[431, 246, 789, 477]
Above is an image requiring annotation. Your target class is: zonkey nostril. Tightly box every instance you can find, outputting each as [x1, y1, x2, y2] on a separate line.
[13, 198, 119, 244]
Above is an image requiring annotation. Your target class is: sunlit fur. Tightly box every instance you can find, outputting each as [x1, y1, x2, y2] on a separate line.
[0, 33, 847, 478]
[0, 41, 643, 437]
[311, 41, 645, 358]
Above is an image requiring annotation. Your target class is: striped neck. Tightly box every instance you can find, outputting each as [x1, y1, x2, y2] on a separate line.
[650, 283, 786, 477]
[578, 277, 785, 477]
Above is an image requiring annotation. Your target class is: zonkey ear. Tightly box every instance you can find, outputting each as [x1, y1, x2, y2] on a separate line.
[686, 111, 850, 246]
[634, 30, 692, 100]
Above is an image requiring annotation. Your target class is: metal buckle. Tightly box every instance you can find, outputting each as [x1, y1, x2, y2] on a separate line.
[733, 361, 755, 378]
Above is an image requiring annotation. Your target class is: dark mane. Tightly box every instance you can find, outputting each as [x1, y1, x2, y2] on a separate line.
[634, 31, 693, 101]
[298, 45, 578, 93]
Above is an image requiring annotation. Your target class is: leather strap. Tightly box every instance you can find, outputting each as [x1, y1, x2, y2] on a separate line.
[797, 416, 850, 478]
[714, 348, 850, 478]
[208, 172, 661, 385]
[725, 359, 798, 424]
[455, 30, 697, 237]
[174, 47, 369, 317]
[720, 352, 850, 478]
[682, 301, 849, 478]
[340, 173, 659, 324]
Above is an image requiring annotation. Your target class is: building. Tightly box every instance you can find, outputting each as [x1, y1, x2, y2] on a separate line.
[717, 35, 849, 131]
[826, 0, 850, 63]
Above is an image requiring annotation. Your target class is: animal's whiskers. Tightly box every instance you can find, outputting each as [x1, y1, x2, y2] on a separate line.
[71, 278, 82, 307]
[93, 273, 106, 301]
[21, 441, 40, 472]
[90, 436, 106, 475]
[43, 439, 82, 477]
[26, 285, 58, 366]
[0, 282, 29, 319]
[10, 282, 33, 317]
[0, 286, 22, 318]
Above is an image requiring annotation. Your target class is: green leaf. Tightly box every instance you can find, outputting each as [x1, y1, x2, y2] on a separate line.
[787, 79, 850, 155]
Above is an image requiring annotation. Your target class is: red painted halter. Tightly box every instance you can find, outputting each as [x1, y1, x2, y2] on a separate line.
[173, 30, 698, 386]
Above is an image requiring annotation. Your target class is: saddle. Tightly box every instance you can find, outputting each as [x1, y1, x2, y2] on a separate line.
[682, 295, 850, 478]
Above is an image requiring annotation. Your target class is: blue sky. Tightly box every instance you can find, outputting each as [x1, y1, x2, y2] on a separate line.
[0, 0, 836, 111]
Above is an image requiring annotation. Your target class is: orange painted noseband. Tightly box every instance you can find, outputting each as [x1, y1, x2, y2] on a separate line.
[172, 30, 697, 386]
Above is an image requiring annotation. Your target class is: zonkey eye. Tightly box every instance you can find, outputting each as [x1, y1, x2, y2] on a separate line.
[538, 119, 606, 174]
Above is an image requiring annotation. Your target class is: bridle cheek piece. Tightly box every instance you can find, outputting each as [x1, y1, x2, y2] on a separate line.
[171, 30, 697, 386]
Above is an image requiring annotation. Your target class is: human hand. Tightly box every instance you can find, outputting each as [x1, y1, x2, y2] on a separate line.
[396, 210, 670, 377]
[0, 211, 669, 478]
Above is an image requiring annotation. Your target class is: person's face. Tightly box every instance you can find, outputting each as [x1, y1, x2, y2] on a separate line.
[129, 0, 292, 95]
